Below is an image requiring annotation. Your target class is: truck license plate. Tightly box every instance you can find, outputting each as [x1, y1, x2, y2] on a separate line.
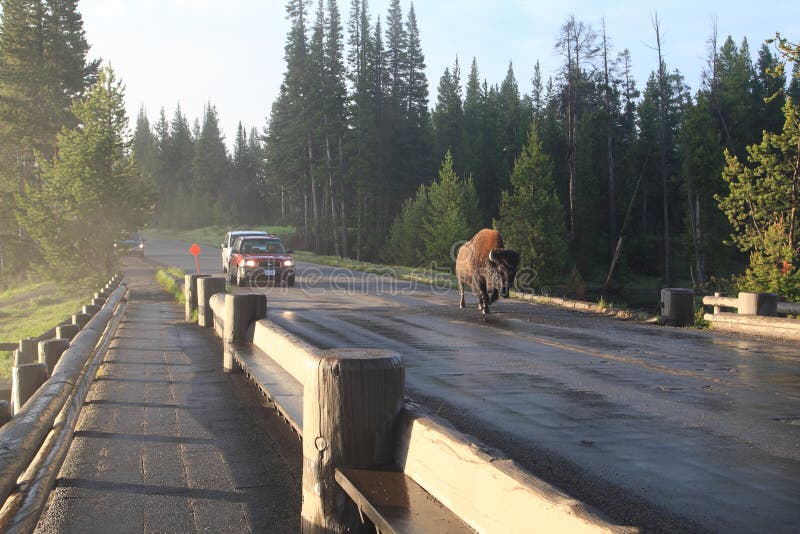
[265, 269, 275, 276]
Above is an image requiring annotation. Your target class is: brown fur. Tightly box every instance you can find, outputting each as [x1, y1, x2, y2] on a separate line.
[456, 229, 519, 314]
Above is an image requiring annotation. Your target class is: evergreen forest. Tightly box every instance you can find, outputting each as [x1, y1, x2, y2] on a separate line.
[1, 0, 799, 302]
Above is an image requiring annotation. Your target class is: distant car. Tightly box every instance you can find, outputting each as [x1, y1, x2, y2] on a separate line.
[221, 230, 269, 272]
[228, 235, 295, 287]
[114, 230, 144, 257]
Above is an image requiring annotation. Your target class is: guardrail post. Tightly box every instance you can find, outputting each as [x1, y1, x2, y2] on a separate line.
[222, 293, 267, 373]
[713, 292, 722, 315]
[185, 274, 210, 321]
[39, 338, 70, 375]
[55, 323, 80, 341]
[72, 312, 91, 329]
[82, 304, 101, 317]
[17, 338, 37, 365]
[738, 292, 778, 316]
[197, 276, 226, 327]
[660, 288, 695, 326]
[0, 401, 10, 427]
[301, 349, 404, 533]
[11, 363, 48, 414]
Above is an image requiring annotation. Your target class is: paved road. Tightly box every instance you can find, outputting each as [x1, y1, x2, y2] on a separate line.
[145, 234, 800, 533]
[36, 256, 302, 533]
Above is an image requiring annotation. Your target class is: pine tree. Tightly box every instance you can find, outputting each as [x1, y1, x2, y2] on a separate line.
[433, 58, 463, 165]
[424, 151, 480, 267]
[192, 103, 229, 224]
[555, 15, 597, 240]
[133, 106, 157, 185]
[531, 61, 544, 122]
[324, 0, 348, 254]
[754, 43, 786, 134]
[462, 58, 485, 218]
[401, 2, 431, 193]
[496, 125, 567, 286]
[0, 0, 98, 282]
[498, 61, 525, 180]
[718, 98, 800, 299]
[383, 183, 428, 266]
[18, 66, 154, 285]
[0, 0, 98, 190]
[404, 3, 428, 128]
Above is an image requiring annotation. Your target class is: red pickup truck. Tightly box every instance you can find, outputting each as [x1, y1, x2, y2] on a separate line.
[228, 235, 295, 287]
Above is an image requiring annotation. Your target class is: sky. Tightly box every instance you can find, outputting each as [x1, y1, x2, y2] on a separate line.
[80, 0, 798, 147]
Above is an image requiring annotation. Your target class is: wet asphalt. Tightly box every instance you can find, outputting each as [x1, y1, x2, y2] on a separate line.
[145, 235, 800, 533]
[36, 257, 302, 533]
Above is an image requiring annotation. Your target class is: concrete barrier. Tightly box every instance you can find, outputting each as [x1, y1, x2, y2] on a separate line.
[660, 288, 694, 326]
[197, 276, 226, 328]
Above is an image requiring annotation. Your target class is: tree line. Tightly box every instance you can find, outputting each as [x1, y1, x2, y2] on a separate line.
[0, 1, 152, 287]
[1, 0, 798, 299]
[255, 0, 799, 295]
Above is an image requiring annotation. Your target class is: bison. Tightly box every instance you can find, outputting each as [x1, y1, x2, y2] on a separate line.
[455, 229, 520, 314]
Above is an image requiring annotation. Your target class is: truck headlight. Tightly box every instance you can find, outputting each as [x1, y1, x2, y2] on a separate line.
[245, 259, 256, 267]
[284, 260, 294, 267]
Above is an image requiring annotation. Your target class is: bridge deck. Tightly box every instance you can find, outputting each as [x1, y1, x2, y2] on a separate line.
[35, 259, 302, 533]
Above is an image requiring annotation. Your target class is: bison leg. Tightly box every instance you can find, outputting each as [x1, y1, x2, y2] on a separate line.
[458, 279, 465, 308]
[477, 277, 490, 314]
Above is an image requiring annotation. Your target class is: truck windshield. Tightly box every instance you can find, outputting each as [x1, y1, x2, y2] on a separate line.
[240, 239, 285, 254]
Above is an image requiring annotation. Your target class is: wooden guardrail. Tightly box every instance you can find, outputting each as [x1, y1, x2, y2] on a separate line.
[0, 276, 127, 531]
[204, 288, 635, 533]
[702, 291, 800, 340]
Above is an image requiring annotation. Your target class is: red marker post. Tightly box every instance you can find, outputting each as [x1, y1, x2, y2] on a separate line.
[189, 243, 201, 274]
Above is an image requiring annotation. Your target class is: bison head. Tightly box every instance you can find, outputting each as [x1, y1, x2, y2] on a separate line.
[487, 249, 520, 299]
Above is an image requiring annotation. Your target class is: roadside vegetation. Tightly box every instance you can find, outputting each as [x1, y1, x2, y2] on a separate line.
[0, 282, 85, 377]
[155, 267, 186, 305]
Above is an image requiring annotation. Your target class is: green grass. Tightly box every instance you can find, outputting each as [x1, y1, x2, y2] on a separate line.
[149, 226, 456, 287]
[156, 267, 186, 304]
[0, 281, 86, 377]
[292, 250, 458, 287]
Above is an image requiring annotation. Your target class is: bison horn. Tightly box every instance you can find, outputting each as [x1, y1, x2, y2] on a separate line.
[489, 249, 495, 262]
